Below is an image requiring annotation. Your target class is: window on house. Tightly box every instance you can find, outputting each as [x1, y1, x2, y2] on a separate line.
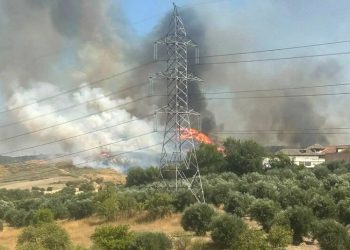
[304, 162, 311, 167]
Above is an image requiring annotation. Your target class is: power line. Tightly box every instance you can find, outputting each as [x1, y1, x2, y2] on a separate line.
[213, 131, 350, 135]
[0, 114, 154, 155]
[197, 40, 350, 59]
[0, 61, 155, 115]
[0, 131, 157, 183]
[0, 95, 156, 142]
[204, 81, 350, 95]
[0, 82, 148, 129]
[2, 44, 350, 117]
[205, 91, 350, 100]
[74, 142, 162, 167]
[194, 51, 350, 66]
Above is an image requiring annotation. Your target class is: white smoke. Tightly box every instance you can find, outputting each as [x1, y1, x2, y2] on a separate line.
[6, 82, 161, 171]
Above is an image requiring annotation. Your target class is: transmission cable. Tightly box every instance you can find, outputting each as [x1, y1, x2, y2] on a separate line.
[0, 95, 157, 142]
[0, 113, 154, 155]
[0, 61, 155, 115]
[0, 131, 157, 183]
[0, 81, 148, 129]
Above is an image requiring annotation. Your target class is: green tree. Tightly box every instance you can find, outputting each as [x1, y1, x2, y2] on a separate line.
[91, 225, 135, 250]
[236, 228, 269, 250]
[181, 203, 215, 236]
[269, 153, 295, 169]
[32, 208, 54, 225]
[309, 195, 337, 219]
[195, 143, 227, 174]
[338, 198, 350, 225]
[287, 206, 314, 245]
[126, 167, 160, 187]
[224, 138, 266, 175]
[249, 199, 279, 232]
[132, 232, 172, 250]
[67, 199, 95, 219]
[172, 190, 196, 212]
[224, 191, 254, 217]
[313, 220, 350, 250]
[267, 225, 292, 250]
[145, 192, 174, 220]
[211, 213, 247, 249]
[17, 223, 71, 250]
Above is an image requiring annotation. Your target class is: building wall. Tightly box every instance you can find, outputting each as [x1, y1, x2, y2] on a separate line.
[290, 156, 325, 168]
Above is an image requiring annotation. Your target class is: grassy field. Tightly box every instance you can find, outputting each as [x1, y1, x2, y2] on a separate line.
[0, 214, 319, 250]
[0, 160, 125, 190]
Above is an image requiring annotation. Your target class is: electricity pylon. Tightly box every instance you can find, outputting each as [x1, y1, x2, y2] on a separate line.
[153, 3, 205, 202]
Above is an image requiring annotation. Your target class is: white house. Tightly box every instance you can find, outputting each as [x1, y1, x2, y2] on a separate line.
[279, 144, 325, 168]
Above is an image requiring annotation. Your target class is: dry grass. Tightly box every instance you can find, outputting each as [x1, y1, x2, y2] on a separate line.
[0, 213, 320, 250]
[0, 214, 183, 250]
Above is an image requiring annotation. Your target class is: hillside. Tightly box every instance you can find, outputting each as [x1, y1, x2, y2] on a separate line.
[0, 157, 125, 190]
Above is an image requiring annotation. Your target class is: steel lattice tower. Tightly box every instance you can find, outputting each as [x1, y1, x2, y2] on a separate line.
[153, 3, 205, 202]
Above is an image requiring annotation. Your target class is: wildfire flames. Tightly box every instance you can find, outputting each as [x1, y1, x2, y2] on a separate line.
[180, 128, 213, 144]
[180, 128, 224, 153]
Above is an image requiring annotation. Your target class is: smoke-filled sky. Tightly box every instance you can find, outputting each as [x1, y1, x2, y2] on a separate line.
[0, 0, 350, 168]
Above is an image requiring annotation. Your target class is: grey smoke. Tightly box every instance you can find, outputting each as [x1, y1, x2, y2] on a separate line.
[1, 0, 350, 160]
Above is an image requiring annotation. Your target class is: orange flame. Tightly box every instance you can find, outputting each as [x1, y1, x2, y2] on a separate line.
[179, 128, 213, 144]
[179, 128, 225, 153]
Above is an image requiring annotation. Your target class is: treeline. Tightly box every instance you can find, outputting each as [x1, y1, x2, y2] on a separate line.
[2, 138, 350, 249]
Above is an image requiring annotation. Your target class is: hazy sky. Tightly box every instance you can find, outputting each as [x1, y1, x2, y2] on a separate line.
[1, 0, 350, 157]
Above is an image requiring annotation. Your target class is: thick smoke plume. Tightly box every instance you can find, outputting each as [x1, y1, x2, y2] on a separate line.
[1, 0, 350, 169]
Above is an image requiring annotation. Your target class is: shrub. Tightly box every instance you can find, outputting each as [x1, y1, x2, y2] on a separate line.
[224, 191, 254, 217]
[338, 198, 350, 225]
[288, 206, 314, 245]
[249, 199, 279, 232]
[132, 232, 172, 250]
[313, 220, 350, 250]
[32, 208, 54, 225]
[126, 167, 160, 187]
[173, 190, 196, 212]
[67, 199, 95, 219]
[17, 223, 71, 250]
[224, 138, 266, 175]
[145, 192, 174, 220]
[16, 242, 45, 250]
[181, 203, 215, 236]
[267, 225, 292, 250]
[236, 228, 269, 250]
[91, 225, 135, 250]
[195, 143, 227, 174]
[211, 213, 247, 249]
[309, 195, 337, 219]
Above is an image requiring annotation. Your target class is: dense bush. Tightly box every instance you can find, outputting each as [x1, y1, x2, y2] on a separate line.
[211, 213, 247, 249]
[267, 225, 292, 250]
[338, 198, 350, 225]
[224, 191, 254, 217]
[145, 192, 174, 220]
[132, 232, 172, 250]
[309, 194, 337, 219]
[249, 198, 280, 231]
[17, 223, 72, 250]
[172, 190, 196, 212]
[236, 228, 269, 250]
[195, 143, 227, 174]
[32, 208, 54, 225]
[313, 220, 350, 250]
[224, 138, 266, 175]
[91, 225, 135, 250]
[126, 167, 160, 187]
[287, 206, 315, 245]
[181, 203, 215, 236]
[67, 199, 95, 219]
